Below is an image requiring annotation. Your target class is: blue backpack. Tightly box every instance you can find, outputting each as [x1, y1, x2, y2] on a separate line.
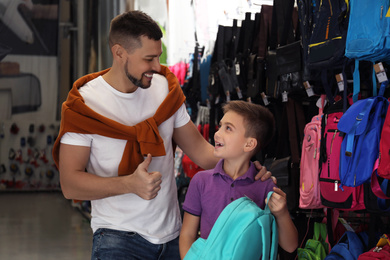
[344, 0, 390, 102]
[324, 231, 368, 260]
[345, 0, 390, 63]
[338, 82, 389, 188]
[184, 192, 278, 260]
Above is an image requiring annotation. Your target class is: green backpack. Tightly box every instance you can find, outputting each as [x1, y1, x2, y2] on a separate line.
[184, 192, 278, 260]
[298, 222, 329, 260]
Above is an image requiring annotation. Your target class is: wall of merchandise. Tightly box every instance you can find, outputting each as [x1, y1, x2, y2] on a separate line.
[0, 120, 60, 191]
[0, 0, 60, 191]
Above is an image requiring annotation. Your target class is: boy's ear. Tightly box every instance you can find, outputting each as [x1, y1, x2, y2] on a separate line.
[244, 138, 257, 153]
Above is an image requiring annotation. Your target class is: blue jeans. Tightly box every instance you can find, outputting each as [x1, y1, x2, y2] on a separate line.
[91, 228, 180, 260]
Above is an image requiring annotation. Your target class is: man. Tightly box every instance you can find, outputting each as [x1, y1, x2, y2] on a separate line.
[53, 10, 273, 260]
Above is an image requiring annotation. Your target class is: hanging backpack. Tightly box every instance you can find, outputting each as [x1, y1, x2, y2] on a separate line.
[298, 0, 349, 83]
[297, 222, 329, 260]
[359, 245, 390, 260]
[378, 101, 390, 179]
[299, 95, 325, 209]
[184, 192, 278, 260]
[319, 99, 365, 210]
[306, 0, 349, 70]
[369, 159, 390, 213]
[338, 82, 389, 188]
[358, 234, 390, 260]
[344, 0, 390, 102]
[324, 231, 369, 260]
[345, 0, 390, 63]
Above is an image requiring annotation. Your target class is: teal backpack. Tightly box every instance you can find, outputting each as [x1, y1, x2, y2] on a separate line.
[184, 192, 278, 260]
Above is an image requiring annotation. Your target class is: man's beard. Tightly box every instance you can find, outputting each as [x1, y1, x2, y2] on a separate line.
[125, 61, 151, 89]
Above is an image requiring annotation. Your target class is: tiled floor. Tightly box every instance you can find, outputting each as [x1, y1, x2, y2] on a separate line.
[0, 192, 93, 260]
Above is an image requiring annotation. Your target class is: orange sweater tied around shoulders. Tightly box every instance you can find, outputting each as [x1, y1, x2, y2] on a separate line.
[52, 65, 186, 176]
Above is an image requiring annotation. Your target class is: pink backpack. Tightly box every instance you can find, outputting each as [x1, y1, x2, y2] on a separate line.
[299, 96, 325, 209]
[319, 99, 365, 211]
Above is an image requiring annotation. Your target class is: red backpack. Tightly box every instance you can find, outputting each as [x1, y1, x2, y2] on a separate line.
[358, 234, 390, 260]
[378, 100, 390, 179]
[319, 99, 365, 210]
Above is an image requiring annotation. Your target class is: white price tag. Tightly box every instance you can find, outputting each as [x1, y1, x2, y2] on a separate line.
[235, 63, 240, 75]
[377, 72, 388, 83]
[215, 95, 220, 104]
[337, 81, 344, 92]
[261, 92, 269, 106]
[306, 88, 314, 97]
[303, 81, 314, 97]
[374, 62, 388, 83]
[336, 74, 344, 92]
[282, 91, 288, 102]
[236, 87, 243, 99]
[316, 97, 327, 109]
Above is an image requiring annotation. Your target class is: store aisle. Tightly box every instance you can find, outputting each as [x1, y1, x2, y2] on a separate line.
[0, 192, 92, 260]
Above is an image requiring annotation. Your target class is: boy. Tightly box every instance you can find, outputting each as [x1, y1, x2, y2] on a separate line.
[179, 100, 298, 259]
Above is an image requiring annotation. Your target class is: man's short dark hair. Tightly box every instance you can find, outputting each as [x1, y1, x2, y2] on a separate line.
[109, 10, 163, 51]
[222, 101, 275, 154]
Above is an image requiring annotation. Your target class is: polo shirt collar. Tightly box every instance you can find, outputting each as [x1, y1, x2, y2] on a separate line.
[212, 159, 256, 181]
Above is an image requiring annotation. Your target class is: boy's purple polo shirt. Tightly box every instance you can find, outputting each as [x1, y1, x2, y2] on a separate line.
[182, 159, 276, 239]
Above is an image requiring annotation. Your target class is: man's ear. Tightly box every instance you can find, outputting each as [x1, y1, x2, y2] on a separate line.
[112, 44, 125, 61]
[244, 138, 257, 153]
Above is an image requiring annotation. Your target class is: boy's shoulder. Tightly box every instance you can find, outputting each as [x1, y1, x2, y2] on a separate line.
[190, 168, 215, 182]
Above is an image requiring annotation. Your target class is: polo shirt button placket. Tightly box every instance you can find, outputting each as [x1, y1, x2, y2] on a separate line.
[230, 183, 235, 201]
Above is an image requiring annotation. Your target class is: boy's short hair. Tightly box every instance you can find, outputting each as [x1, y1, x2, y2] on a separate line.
[109, 10, 162, 52]
[222, 101, 275, 154]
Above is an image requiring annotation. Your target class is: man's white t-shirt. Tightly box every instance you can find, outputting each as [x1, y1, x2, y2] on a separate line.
[61, 74, 190, 244]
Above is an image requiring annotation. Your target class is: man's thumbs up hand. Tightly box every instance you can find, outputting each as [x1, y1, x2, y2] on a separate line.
[129, 154, 162, 200]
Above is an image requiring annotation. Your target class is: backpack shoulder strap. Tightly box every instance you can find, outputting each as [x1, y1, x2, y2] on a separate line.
[353, 61, 379, 103]
[371, 160, 390, 199]
[260, 191, 279, 260]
